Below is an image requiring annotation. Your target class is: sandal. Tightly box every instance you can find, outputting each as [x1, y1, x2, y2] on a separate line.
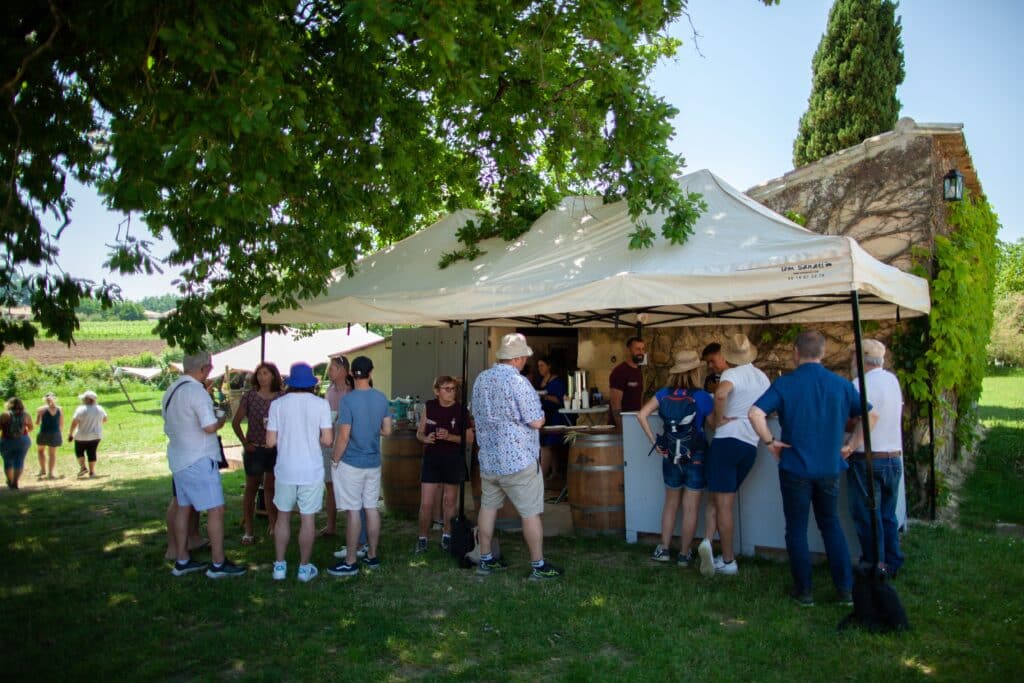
[241, 534, 256, 546]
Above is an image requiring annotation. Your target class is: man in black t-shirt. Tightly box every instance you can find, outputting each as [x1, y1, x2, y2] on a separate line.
[608, 336, 645, 429]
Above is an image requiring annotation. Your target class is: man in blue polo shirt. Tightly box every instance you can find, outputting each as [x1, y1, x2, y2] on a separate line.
[748, 330, 874, 607]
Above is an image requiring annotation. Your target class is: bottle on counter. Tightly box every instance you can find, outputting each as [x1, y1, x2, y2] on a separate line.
[410, 395, 421, 428]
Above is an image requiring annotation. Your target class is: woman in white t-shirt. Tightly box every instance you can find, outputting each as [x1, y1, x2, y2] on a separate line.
[68, 391, 108, 478]
[266, 363, 334, 583]
[699, 334, 770, 577]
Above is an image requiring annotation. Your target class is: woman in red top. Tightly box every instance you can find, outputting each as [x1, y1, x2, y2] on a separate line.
[231, 362, 283, 544]
[414, 376, 470, 553]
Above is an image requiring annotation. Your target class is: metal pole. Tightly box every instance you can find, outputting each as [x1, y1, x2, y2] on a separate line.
[260, 324, 267, 363]
[458, 320, 471, 518]
[850, 291, 881, 567]
[928, 398, 937, 520]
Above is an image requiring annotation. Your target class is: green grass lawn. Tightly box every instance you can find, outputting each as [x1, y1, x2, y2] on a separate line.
[959, 369, 1024, 528]
[23, 387, 243, 465]
[2, 377, 1022, 681]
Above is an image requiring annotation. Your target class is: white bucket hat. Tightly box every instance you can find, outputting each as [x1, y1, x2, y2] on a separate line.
[496, 333, 533, 360]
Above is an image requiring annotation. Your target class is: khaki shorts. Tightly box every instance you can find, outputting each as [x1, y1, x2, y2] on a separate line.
[481, 462, 544, 518]
[274, 482, 325, 515]
[332, 461, 381, 511]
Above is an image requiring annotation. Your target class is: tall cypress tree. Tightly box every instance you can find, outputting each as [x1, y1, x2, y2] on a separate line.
[793, 0, 905, 166]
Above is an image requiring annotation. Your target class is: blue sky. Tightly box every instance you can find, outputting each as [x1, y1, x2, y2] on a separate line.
[51, 0, 1022, 299]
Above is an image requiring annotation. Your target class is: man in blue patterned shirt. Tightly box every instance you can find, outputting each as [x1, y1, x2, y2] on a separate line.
[471, 333, 562, 580]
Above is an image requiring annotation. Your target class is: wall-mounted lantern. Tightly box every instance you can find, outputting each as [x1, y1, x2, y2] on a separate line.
[943, 168, 964, 202]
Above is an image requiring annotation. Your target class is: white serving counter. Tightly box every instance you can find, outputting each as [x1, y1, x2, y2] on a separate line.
[622, 412, 906, 558]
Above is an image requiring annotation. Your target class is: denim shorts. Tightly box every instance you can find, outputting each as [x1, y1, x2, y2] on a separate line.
[172, 458, 225, 512]
[661, 456, 707, 491]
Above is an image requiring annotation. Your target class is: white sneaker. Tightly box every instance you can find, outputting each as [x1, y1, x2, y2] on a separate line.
[698, 539, 715, 578]
[714, 556, 739, 576]
[333, 544, 369, 559]
[272, 561, 287, 581]
[297, 564, 319, 583]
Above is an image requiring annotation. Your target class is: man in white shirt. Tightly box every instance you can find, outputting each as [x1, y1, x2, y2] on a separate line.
[163, 351, 245, 579]
[846, 339, 905, 577]
[267, 363, 334, 583]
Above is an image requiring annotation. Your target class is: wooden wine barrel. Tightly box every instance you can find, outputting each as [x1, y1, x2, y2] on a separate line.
[568, 432, 625, 537]
[470, 451, 522, 531]
[380, 431, 422, 517]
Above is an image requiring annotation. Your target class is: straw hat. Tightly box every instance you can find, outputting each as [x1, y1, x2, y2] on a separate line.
[669, 350, 702, 374]
[496, 333, 533, 360]
[721, 334, 758, 366]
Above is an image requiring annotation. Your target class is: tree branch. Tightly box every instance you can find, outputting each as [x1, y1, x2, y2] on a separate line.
[1, 0, 65, 96]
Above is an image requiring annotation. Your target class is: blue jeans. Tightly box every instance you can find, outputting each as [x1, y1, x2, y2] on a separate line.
[779, 469, 852, 594]
[846, 457, 904, 571]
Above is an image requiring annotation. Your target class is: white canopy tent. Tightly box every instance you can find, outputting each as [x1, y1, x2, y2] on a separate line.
[261, 169, 928, 557]
[262, 169, 929, 328]
[172, 325, 383, 379]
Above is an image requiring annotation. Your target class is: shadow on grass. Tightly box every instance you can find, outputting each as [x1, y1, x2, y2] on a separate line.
[978, 405, 1024, 423]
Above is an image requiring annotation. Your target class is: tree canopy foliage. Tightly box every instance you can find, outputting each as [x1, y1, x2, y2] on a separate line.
[989, 238, 1024, 366]
[2, 0, 765, 353]
[792, 0, 904, 166]
[995, 238, 1024, 296]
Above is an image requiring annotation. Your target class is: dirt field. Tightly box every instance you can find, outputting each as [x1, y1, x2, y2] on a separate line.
[3, 339, 168, 364]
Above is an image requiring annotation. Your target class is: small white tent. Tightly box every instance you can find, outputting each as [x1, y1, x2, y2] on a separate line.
[262, 170, 929, 327]
[173, 325, 383, 379]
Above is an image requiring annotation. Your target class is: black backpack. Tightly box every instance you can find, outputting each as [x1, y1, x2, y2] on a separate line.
[652, 389, 700, 466]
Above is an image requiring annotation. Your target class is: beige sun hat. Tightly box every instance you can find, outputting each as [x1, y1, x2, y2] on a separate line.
[669, 349, 702, 374]
[496, 333, 533, 360]
[721, 334, 758, 366]
[79, 390, 98, 401]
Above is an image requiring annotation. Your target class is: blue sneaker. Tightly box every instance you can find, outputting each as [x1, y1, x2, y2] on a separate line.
[529, 561, 563, 581]
[327, 561, 359, 577]
[362, 556, 381, 570]
[650, 544, 671, 562]
[171, 558, 209, 577]
[206, 559, 246, 579]
[476, 556, 509, 576]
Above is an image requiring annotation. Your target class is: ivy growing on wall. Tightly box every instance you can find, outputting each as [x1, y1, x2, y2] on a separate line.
[895, 191, 999, 453]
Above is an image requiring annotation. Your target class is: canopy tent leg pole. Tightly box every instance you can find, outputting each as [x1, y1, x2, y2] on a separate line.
[260, 324, 267, 363]
[110, 365, 138, 413]
[458, 320, 471, 520]
[850, 290, 881, 567]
